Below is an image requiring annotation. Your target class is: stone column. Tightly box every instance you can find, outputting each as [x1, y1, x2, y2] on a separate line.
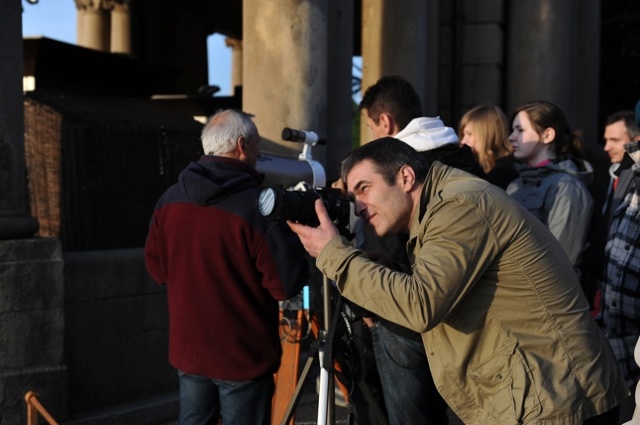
[506, 0, 582, 121]
[225, 37, 243, 95]
[0, 6, 66, 423]
[573, 0, 600, 149]
[243, 0, 328, 162]
[325, 0, 355, 181]
[0, 0, 38, 239]
[459, 0, 507, 112]
[75, 0, 110, 52]
[109, 0, 132, 55]
[423, 0, 439, 117]
[359, 0, 429, 145]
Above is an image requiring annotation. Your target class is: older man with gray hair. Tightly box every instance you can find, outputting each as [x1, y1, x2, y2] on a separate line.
[145, 109, 308, 425]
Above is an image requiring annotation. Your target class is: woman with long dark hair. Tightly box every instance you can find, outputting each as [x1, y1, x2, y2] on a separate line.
[507, 100, 593, 276]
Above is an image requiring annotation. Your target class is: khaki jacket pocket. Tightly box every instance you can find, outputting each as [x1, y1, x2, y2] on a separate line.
[469, 341, 542, 424]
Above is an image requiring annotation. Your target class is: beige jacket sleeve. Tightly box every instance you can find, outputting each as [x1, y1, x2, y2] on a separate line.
[316, 194, 500, 333]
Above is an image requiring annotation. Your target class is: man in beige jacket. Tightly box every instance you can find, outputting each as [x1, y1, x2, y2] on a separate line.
[289, 137, 627, 424]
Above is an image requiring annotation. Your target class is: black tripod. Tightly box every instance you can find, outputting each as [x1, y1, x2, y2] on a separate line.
[278, 276, 388, 425]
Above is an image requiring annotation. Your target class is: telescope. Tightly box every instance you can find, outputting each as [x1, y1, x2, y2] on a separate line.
[261, 129, 382, 425]
[255, 127, 327, 188]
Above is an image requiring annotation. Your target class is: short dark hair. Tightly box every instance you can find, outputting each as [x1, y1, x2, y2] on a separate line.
[341, 137, 429, 186]
[604, 110, 640, 139]
[358, 76, 423, 131]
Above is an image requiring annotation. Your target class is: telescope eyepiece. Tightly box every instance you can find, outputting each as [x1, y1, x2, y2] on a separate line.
[281, 127, 305, 142]
[281, 127, 326, 145]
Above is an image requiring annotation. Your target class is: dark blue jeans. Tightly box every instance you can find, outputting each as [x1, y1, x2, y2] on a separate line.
[370, 322, 448, 425]
[177, 370, 274, 425]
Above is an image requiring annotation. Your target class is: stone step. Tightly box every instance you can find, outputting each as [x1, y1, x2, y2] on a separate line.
[62, 392, 178, 425]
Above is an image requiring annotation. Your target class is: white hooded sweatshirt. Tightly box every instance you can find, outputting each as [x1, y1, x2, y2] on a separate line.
[393, 117, 459, 152]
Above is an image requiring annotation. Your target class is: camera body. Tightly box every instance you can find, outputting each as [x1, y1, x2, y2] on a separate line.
[258, 183, 351, 236]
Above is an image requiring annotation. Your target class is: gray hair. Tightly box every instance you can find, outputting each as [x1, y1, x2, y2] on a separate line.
[201, 109, 258, 155]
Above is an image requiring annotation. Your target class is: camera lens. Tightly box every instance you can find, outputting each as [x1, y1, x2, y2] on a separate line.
[257, 187, 277, 217]
[257, 185, 350, 235]
[257, 185, 319, 224]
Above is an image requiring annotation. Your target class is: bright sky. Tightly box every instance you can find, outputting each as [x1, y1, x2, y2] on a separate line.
[20, 0, 233, 95]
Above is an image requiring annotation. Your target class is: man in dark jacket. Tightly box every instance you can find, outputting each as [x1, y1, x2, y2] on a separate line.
[144, 109, 308, 425]
[598, 102, 640, 423]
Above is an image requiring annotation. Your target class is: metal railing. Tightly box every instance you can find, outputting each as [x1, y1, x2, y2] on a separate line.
[25, 391, 59, 425]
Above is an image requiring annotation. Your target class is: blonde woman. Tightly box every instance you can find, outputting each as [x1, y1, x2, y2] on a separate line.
[459, 104, 518, 188]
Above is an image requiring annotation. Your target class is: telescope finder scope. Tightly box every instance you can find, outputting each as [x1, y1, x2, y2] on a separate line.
[281, 127, 326, 146]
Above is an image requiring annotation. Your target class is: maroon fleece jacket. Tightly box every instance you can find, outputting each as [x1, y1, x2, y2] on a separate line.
[145, 156, 308, 380]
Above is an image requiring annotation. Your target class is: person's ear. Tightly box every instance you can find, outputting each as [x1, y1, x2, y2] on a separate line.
[398, 165, 416, 192]
[233, 136, 248, 160]
[379, 113, 395, 136]
[542, 128, 556, 144]
[237, 136, 246, 152]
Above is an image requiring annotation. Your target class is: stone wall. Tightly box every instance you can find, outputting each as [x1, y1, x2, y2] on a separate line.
[0, 238, 67, 424]
[64, 248, 176, 414]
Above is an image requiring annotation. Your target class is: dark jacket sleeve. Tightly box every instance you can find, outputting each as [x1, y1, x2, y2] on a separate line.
[258, 220, 309, 300]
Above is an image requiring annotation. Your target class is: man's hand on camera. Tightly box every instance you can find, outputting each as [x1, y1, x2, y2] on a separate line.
[288, 199, 339, 258]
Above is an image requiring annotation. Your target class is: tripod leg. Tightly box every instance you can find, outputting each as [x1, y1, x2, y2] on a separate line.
[278, 351, 317, 425]
[358, 381, 389, 425]
[327, 370, 335, 425]
[317, 348, 330, 425]
[321, 276, 336, 425]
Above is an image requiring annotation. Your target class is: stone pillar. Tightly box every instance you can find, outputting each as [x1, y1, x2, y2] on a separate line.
[76, 0, 110, 52]
[0, 0, 38, 239]
[459, 0, 507, 111]
[574, 0, 600, 149]
[506, 0, 584, 122]
[1, 6, 65, 422]
[225, 37, 243, 95]
[423, 0, 440, 117]
[243, 0, 328, 162]
[325, 0, 355, 181]
[359, 0, 429, 144]
[109, 0, 132, 55]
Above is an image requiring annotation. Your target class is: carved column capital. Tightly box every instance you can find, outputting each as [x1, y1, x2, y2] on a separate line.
[74, 0, 110, 12]
[104, 0, 131, 12]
